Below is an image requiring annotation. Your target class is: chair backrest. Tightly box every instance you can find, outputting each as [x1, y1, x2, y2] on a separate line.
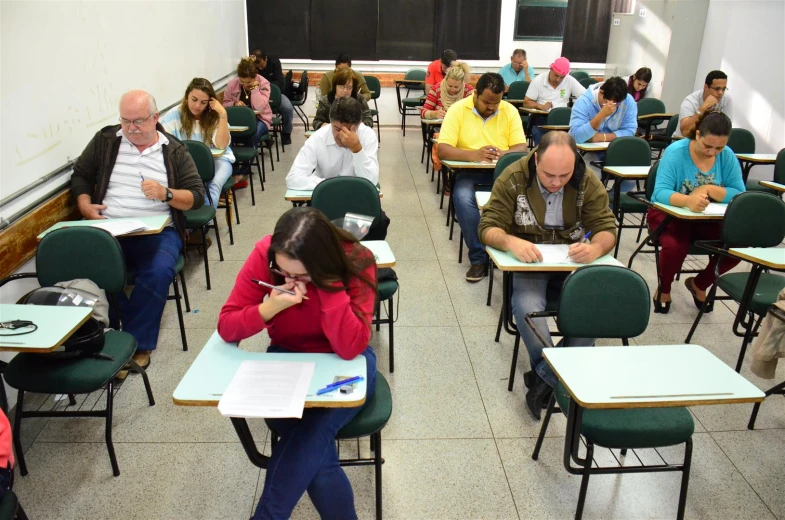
[721, 191, 785, 247]
[558, 265, 651, 339]
[225, 106, 257, 139]
[507, 81, 530, 100]
[365, 75, 381, 100]
[605, 136, 652, 167]
[579, 77, 598, 89]
[636, 98, 666, 117]
[36, 227, 127, 293]
[183, 140, 215, 183]
[404, 69, 426, 92]
[570, 71, 590, 81]
[311, 177, 382, 227]
[774, 148, 785, 184]
[644, 161, 660, 201]
[494, 152, 528, 183]
[269, 83, 282, 110]
[300, 71, 309, 102]
[665, 114, 679, 138]
[727, 128, 755, 154]
[547, 107, 571, 125]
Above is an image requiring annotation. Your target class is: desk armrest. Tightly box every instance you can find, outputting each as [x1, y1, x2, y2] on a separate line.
[628, 192, 655, 209]
[524, 312, 558, 347]
[693, 240, 726, 257]
[0, 272, 37, 289]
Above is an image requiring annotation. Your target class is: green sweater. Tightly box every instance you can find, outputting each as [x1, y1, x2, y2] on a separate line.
[478, 149, 616, 245]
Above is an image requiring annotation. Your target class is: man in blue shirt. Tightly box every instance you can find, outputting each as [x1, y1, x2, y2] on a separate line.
[569, 77, 637, 144]
[498, 49, 536, 91]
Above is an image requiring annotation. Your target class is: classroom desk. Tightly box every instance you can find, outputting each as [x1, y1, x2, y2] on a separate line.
[539, 125, 570, 131]
[487, 245, 623, 340]
[304, 130, 314, 139]
[421, 119, 443, 174]
[440, 161, 496, 227]
[283, 187, 384, 207]
[637, 113, 675, 140]
[602, 166, 650, 230]
[173, 330, 368, 469]
[361, 240, 396, 268]
[228, 125, 248, 132]
[211, 148, 225, 157]
[520, 107, 549, 116]
[729, 247, 785, 270]
[37, 215, 170, 240]
[735, 153, 777, 183]
[576, 142, 610, 154]
[475, 191, 491, 210]
[760, 180, 785, 193]
[0, 304, 93, 352]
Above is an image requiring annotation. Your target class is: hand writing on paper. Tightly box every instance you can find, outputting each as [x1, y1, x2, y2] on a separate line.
[686, 192, 711, 213]
[473, 145, 501, 163]
[568, 242, 601, 264]
[508, 237, 543, 263]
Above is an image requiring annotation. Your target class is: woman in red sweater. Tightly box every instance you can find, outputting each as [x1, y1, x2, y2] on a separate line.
[218, 207, 377, 520]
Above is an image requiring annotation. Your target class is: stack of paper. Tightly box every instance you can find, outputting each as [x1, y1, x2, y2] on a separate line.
[535, 244, 572, 264]
[218, 360, 315, 418]
[90, 219, 149, 236]
[703, 203, 727, 216]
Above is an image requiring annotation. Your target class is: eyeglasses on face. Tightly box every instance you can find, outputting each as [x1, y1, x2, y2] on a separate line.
[119, 114, 154, 126]
[269, 264, 311, 282]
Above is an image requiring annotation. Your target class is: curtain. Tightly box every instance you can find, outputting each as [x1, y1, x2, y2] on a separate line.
[377, 0, 436, 60]
[434, 0, 502, 60]
[561, 0, 613, 63]
[246, 0, 311, 59]
[310, 0, 379, 60]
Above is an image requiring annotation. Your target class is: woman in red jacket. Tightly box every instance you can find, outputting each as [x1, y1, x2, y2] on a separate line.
[218, 207, 377, 520]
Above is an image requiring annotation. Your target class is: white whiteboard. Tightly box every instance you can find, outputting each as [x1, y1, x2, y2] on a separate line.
[0, 0, 246, 217]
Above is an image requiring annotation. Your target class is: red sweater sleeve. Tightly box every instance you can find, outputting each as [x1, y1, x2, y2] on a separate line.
[217, 236, 273, 342]
[421, 85, 441, 117]
[318, 251, 377, 360]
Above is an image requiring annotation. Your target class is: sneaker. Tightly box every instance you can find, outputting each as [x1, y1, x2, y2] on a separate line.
[465, 264, 486, 283]
[233, 179, 249, 189]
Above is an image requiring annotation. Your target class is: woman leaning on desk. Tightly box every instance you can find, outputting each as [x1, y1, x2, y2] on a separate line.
[648, 112, 745, 314]
[312, 67, 373, 130]
[217, 207, 377, 520]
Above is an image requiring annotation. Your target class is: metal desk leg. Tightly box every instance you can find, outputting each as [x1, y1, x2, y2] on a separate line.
[230, 418, 270, 469]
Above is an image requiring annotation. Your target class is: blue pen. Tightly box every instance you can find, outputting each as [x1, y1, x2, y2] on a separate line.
[139, 172, 145, 182]
[316, 376, 364, 395]
[566, 231, 592, 260]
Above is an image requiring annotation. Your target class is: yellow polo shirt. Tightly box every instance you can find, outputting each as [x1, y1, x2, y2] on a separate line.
[438, 96, 526, 151]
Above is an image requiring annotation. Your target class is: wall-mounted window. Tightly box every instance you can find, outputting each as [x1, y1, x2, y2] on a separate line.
[514, 0, 569, 42]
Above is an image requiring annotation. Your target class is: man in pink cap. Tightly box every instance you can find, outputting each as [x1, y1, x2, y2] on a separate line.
[523, 57, 586, 145]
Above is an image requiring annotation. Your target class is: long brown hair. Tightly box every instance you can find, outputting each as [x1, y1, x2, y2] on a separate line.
[687, 111, 731, 140]
[179, 78, 219, 146]
[268, 207, 377, 322]
[328, 67, 358, 103]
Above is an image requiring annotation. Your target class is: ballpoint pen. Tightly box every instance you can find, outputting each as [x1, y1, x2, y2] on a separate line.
[566, 231, 592, 260]
[316, 376, 365, 395]
[251, 278, 309, 299]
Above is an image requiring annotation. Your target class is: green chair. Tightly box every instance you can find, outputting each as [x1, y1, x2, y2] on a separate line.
[747, 148, 785, 194]
[226, 105, 265, 204]
[311, 178, 397, 372]
[268, 83, 284, 159]
[507, 80, 530, 101]
[0, 227, 155, 477]
[365, 75, 382, 142]
[636, 98, 668, 140]
[686, 191, 785, 372]
[267, 373, 392, 520]
[579, 77, 598, 89]
[183, 140, 225, 290]
[649, 114, 679, 159]
[0, 490, 29, 520]
[604, 136, 652, 257]
[546, 106, 571, 126]
[726, 128, 757, 184]
[396, 69, 426, 136]
[570, 71, 590, 81]
[290, 70, 310, 129]
[530, 265, 695, 520]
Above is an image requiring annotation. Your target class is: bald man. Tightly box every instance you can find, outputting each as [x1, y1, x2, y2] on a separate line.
[71, 90, 205, 373]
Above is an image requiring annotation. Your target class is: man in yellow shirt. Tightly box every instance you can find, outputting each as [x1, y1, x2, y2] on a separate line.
[438, 72, 528, 282]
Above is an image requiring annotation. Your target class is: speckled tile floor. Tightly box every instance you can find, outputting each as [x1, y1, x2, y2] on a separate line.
[10, 127, 785, 519]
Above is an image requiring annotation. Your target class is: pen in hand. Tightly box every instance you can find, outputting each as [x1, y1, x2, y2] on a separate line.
[566, 231, 592, 260]
[251, 278, 309, 299]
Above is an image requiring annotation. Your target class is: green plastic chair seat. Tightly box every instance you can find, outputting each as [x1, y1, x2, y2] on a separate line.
[4, 330, 137, 394]
[221, 176, 234, 195]
[554, 382, 694, 449]
[337, 374, 392, 438]
[378, 279, 398, 300]
[291, 99, 304, 107]
[403, 98, 423, 107]
[717, 272, 785, 316]
[233, 147, 258, 162]
[745, 179, 776, 193]
[615, 193, 648, 213]
[184, 205, 216, 228]
[370, 109, 379, 116]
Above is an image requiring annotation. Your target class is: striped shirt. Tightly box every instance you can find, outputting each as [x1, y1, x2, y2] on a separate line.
[420, 83, 474, 118]
[101, 129, 173, 221]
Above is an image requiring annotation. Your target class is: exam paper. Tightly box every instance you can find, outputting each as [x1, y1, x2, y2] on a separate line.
[90, 219, 148, 236]
[703, 203, 727, 216]
[534, 244, 571, 264]
[218, 361, 316, 419]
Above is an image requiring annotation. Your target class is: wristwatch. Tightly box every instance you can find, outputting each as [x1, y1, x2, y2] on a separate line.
[164, 188, 173, 203]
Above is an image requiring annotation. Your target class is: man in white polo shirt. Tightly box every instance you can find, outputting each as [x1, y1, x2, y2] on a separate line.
[71, 90, 205, 371]
[674, 70, 733, 138]
[523, 57, 586, 146]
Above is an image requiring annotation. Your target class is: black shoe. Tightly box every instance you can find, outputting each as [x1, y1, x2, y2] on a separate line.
[653, 289, 671, 314]
[465, 264, 486, 283]
[282, 133, 292, 145]
[523, 370, 533, 389]
[685, 277, 714, 313]
[525, 374, 552, 421]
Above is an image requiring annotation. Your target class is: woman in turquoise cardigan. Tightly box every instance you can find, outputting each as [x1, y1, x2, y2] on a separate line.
[648, 112, 745, 313]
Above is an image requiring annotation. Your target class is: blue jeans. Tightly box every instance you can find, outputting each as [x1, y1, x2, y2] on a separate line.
[253, 121, 270, 149]
[253, 345, 378, 520]
[511, 272, 595, 388]
[279, 94, 294, 133]
[454, 171, 491, 266]
[115, 227, 182, 351]
[206, 159, 234, 209]
[529, 115, 547, 146]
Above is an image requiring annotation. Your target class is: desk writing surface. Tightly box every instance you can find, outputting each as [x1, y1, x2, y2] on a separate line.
[486, 246, 623, 272]
[0, 304, 93, 352]
[735, 153, 777, 163]
[602, 166, 650, 178]
[395, 79, 424, 84]
[520, 107, 549, 115]
[304, 130, 314, 139]
[544, 345, 764, 409]
[37, 215, 170, 240]
[653, 202, 726, 220]
[576, 142, 610, 151]
[284, 187, 383, 201]
[421, 118, 443, 125]
[361, 240, 396, 268]
[539, 125, 570, 131]
[211, 148, 225, 157]
[729, 247, 785, 270]
[475, 191, 491, 210]
[228, 125, 248, 132]
[637, 113, 675, 120]
[442, 160, 497, 170]
[760, 181, 785, 193]
[173, 331, 367, 407]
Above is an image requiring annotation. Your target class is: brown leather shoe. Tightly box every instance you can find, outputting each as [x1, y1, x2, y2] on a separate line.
[132, 351, 151, 370]
[465, 264, 486, 283]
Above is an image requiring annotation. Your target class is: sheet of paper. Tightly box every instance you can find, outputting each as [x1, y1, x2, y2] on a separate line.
[218, 360, 315, 419]
[534, 244, 571, 264]
[90, 219, 148, 236]
[703, 203, 726, 216]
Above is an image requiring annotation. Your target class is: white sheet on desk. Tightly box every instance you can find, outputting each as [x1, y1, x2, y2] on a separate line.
[534, 244, 571, 263]
[89, 219, 148, 236]
[703, 203, 726, 216]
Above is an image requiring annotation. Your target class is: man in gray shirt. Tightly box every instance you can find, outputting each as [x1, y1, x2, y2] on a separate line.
[674, 70, 732, 138]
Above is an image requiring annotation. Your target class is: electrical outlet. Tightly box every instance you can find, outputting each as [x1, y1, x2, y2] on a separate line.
[613, 18, 620, 26]
[639, 8, 646, 17]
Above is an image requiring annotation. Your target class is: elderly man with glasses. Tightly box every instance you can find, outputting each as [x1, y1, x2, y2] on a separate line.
[674, 70, 733, 138]
[70, 89, 205, 373]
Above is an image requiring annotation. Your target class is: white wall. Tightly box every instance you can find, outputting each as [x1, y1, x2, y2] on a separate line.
[694, 0, 784, 164]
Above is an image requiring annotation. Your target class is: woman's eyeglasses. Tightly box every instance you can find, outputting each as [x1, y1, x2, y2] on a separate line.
[269, 264, 311, 282]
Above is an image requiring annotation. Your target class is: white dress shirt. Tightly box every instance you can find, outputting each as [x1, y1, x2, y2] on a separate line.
[285, 124, 379, 190]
